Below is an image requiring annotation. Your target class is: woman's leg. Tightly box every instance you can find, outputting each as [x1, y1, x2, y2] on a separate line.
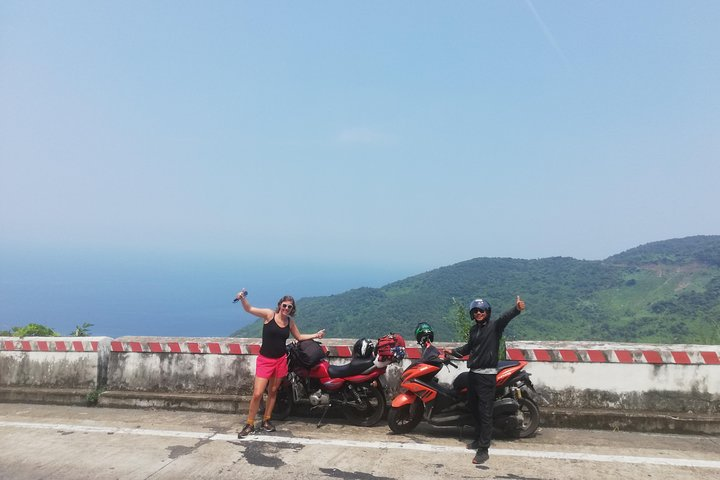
[263, 376, 282, 420]
[246, 375, 269, 424]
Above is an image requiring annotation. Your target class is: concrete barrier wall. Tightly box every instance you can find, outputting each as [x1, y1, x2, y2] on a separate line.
[0, 336, 111, 405]
[2, 336, 719, 426]
[507, 341, 720, 415]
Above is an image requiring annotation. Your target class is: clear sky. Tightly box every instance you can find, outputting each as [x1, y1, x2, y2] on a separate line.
[1, 2, 719, 336]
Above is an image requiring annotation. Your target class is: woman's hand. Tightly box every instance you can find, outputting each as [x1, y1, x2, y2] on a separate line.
[315, 329, 326, 339]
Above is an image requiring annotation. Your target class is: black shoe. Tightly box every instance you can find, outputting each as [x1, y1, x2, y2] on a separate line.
[467, 439, 480, 450]
[237, 423, 255, 438]
[261, 420, 276, 432]
[472, 449, 489, 465]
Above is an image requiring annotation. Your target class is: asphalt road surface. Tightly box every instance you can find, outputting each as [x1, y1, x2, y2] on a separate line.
[1, 403, 718, 479]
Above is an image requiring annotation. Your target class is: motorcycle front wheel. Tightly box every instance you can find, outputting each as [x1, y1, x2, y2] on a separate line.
[341, 384, 386, 427]
[387, 398, 424, 434]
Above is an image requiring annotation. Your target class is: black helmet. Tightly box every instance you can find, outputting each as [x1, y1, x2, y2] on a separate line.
[468, 298, 491, 319]
[414, 322, 434, 345]
[353, 338, 375, 358]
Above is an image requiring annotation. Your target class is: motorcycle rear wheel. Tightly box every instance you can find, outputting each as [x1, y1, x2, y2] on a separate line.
[516, 398, 539, 438]
[387, 398, 424, 434]
[341, 384, 386, 427]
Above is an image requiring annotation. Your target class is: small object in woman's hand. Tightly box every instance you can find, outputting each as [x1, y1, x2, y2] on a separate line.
[233, 289, 248, 303]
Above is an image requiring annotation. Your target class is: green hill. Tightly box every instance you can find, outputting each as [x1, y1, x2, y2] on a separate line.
[232, 235, 720, 345]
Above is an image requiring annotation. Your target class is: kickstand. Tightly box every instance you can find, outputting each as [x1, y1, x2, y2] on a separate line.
[316, 405, 330, 428]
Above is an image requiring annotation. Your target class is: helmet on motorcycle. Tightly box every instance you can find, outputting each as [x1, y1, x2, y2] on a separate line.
[469, 298, 491, 320]
[353, 338, 375, 359]
[414, 322, 434, 345]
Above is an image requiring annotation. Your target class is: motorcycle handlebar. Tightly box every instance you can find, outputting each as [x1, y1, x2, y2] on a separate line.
[443, 357, 458, 368]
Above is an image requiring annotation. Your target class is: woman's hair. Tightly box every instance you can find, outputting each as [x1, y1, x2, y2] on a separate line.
[276, 295, 296, 316]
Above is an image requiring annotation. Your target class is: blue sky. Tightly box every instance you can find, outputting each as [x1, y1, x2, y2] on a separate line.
[1, 1, 719, 336]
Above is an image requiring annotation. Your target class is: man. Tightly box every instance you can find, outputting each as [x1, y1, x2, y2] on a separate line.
[446, 295, 526, 464]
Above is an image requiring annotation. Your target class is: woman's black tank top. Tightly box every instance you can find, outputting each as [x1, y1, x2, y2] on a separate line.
[259, 316, 290, 358]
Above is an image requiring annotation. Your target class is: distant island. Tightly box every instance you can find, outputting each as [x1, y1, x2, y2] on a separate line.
[232, 235, 720, 345]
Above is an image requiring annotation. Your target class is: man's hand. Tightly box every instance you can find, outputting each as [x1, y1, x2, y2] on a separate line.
[516, 295, 526, 311]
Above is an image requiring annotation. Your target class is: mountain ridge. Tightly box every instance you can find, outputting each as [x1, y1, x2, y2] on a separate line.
[232, 235, 720, 345]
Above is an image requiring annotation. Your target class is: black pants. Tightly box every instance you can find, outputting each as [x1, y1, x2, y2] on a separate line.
[468, 372, 495, 450]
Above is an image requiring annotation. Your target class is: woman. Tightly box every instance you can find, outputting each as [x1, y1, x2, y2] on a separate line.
[235, 289, 325, 437]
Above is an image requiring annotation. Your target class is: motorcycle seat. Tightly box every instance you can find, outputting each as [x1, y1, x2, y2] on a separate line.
[452, 362, 521, 390]
[498, 360, 520, 370]
[328, 358, 377, 378]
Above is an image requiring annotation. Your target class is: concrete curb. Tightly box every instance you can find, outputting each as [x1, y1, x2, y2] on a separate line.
[97, 391, 252, 414]
[541, 407, 720, 435]
[2, 388, 719, 435]
[0, 387, 91, 407]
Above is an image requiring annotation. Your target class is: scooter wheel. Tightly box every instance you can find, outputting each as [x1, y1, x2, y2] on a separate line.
[516, 398, 539, 438]
[387, 399, 423, 434]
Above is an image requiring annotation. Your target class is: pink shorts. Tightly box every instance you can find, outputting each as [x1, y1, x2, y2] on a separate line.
[255, 354, 288, 379]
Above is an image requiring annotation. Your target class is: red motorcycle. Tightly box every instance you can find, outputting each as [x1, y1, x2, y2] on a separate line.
[388, 342, 540, 437]
[273, 334, 406, 426]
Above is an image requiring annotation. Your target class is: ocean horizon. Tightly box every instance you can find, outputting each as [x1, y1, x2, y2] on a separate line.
[0, 248, 418, 339]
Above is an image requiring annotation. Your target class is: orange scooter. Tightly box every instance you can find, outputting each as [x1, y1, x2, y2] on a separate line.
[388, 341, 539, 437]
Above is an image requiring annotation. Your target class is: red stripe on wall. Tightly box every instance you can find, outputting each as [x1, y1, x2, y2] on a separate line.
[642, 350, 663, 364]
[228, 344, 242, 355]
[21, 341, 31, 351]
[336, 346, 352, 357]
[559, 350, 579, 362]
[149, 342, 163, 353]
[72, 341, 84, 352]
[110, 342, 123, 352]
[534, 349, 552, 362]
[671, 351, 691, 364]
[37, 341, 49, 352]
[167, 342, 181, 353]
[208, 343, 221, 354]
[55, 342, 67, 352]
[700, 351, 720, 365]
[615, 350, 634, 363]
[129, 342, 143, 353]
[187, 343, 201, 354]
[404, 347, 422, 360]
[505, 348, 525, 361]
[586, 350, 607, 362]
[3, 341, 15, 350]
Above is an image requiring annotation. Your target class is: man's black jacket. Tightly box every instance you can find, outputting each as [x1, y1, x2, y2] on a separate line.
[451, 306, 522, 370]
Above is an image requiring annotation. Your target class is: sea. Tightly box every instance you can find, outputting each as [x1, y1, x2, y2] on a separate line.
[0, 249, 416, 339]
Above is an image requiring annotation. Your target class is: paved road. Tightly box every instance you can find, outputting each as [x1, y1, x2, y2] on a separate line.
[1, 403, 719, 479]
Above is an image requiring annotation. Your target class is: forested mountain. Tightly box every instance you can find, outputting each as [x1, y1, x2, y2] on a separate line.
[232, 236, 720, 344]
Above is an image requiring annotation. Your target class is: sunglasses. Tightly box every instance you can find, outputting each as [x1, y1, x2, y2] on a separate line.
[472, 308, 487, 314]
[281, 303, 294, 310]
